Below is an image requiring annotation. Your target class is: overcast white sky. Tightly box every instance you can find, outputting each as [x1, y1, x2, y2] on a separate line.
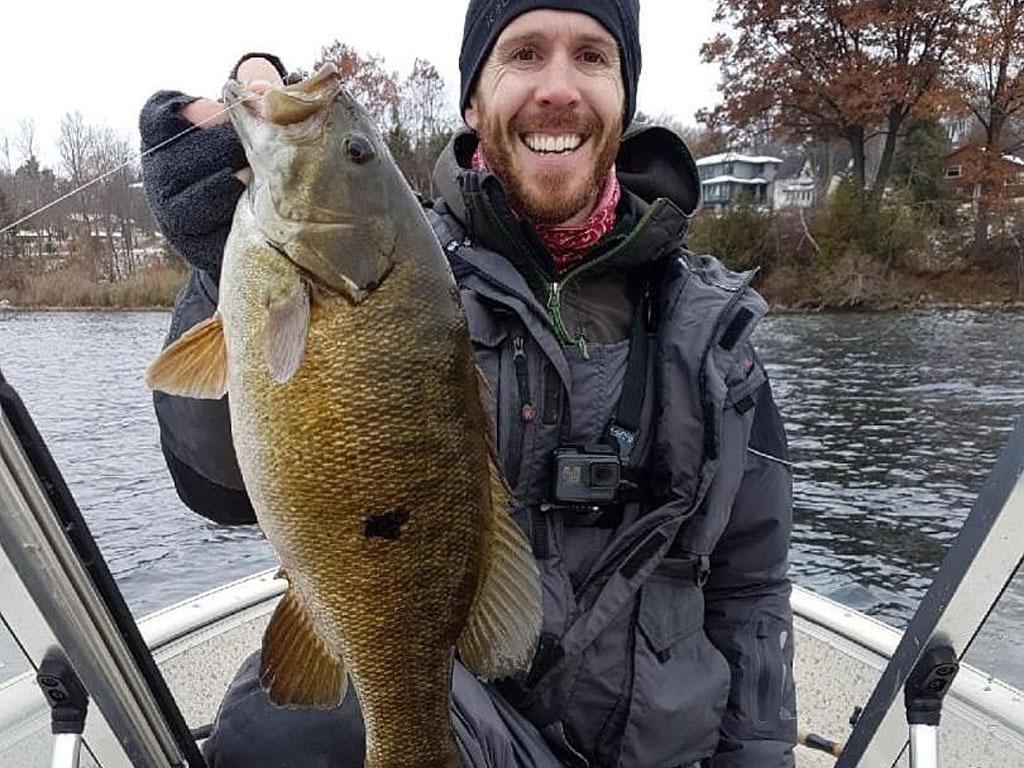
[1, 0, 722, 169]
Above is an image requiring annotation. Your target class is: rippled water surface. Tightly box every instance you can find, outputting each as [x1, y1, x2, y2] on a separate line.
[0, 309, 1022, 686]
[0, 312, 277, 622]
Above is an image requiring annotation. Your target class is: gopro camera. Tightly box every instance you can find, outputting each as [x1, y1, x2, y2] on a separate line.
[552, 445, 622, 504]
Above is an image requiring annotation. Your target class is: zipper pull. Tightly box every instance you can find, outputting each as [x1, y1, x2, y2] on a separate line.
[547, 282, 561, 312]
[513, 336, 526, 359]
[512, 337, 535, 423]
[575, 334, 590, 360]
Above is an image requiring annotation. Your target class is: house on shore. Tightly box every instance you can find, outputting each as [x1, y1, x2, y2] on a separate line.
[943, 146, 1024, 202]
[773, 154, 818, 210]
[696, 151, 822, 212]
[696, 152, 782, 212]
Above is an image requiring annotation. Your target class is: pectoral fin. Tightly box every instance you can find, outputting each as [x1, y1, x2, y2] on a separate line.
[458, 457, 542, 680]
[145, 314, 228, 399]
[261, 584, 347, 708]
[266, 279, 311, 384]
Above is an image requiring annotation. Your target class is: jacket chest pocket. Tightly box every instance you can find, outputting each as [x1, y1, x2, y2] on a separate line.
[462, 292, 507, 445]
[461, 292, 540, 489]
[619, 557, 731, 768]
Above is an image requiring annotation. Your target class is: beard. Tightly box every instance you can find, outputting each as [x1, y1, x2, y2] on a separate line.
[476, 106, 622, 226]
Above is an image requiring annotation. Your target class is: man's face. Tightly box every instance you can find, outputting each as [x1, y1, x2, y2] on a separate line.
[465, 9, 625, 226]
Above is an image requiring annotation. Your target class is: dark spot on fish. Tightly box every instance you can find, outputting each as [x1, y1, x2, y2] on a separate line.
[364, 508, 410, 540]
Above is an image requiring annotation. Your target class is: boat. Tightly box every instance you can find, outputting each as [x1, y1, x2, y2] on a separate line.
[1, 368, 1022, 767]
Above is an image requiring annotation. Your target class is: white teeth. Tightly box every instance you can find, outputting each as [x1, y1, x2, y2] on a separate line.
[524, 134, 583, 154]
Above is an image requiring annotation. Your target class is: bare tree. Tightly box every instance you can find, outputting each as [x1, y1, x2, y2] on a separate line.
[90, 126, 135, 278]
[59, 111, 95, 236]
[14, 119, 37, 165]
[0, 132, 10, 175]
[396, 58, 455, 195]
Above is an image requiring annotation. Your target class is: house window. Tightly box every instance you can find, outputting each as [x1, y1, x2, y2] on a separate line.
[705, 183, 730, 202]
[946, 165, 963, 179]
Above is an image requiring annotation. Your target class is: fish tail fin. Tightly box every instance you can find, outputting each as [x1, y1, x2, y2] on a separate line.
[145, 314, 229, 399]
[261, 584, 347, 708]
[457, 456, 541, 680]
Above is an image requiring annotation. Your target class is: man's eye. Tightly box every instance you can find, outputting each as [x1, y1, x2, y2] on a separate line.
[580, 50, 608, 65]
[512, 48, 537, 62]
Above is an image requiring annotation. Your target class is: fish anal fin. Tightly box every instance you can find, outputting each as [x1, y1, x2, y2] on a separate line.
[145, 314, 228, 399]
[261, 586, 347, 708]
[458, 457, 542, 681]
[266, 279, 311, 385]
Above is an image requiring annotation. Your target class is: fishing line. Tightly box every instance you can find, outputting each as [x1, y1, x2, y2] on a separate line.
[0, 95, 259, 237]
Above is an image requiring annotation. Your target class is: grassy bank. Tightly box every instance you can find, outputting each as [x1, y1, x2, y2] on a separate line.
[757, 258, 1024, 311]
[687, 187, 1024, 312]
[0, 264, 188, 309]
[0, 251, 1020, 313]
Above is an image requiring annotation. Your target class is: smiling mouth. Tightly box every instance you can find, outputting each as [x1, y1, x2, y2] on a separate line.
[520, 133, 588, 155]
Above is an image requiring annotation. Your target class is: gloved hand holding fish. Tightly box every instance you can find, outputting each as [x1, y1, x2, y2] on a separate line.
[146, 63, 542, 768]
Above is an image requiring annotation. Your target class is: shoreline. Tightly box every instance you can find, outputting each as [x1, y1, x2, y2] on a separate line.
[769, 299, 1024, 314]
[0, 304, 172, 313]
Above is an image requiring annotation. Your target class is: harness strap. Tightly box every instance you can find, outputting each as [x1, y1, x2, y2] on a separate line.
[607, 293, 649, 465]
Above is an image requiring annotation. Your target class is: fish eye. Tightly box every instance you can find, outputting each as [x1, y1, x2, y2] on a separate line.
[344, 134, 375, 165]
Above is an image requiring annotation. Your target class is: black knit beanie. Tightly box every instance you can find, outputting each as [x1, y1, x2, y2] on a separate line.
[459, 0, 642, 127]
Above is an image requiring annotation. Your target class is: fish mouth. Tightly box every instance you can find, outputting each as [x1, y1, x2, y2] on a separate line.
[225, 63, 343, 126]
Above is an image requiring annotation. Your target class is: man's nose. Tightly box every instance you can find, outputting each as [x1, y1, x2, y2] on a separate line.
[534, 53, 581, 109]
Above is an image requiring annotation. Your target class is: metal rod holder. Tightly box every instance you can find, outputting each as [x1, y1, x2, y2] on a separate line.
[909, 724, 939, 768]
[36, 647, 89, 768]
[50, 733, 83, 768]
[904, 645, 958, 768]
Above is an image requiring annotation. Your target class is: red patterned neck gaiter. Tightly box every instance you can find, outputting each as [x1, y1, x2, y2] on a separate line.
[471, 145, 621, 276]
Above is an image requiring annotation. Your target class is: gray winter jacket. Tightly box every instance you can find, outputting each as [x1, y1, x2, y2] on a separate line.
[141, 88, 797, 767]
[423, 129, 797, 768]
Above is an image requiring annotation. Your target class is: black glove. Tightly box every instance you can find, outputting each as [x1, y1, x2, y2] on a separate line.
[138, 54, 292, 279]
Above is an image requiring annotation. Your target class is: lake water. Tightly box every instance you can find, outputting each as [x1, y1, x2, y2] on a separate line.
[0, 309, 1022, 687]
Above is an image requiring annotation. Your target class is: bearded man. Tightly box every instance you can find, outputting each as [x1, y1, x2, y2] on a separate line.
[139, 2, 798, 767]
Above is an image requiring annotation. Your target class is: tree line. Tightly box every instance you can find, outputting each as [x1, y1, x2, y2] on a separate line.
[4, 4, 1024, 306]
[0, 43, 456, 294]
[700, 0, 1024, 269]
[0, 116, 157, 283]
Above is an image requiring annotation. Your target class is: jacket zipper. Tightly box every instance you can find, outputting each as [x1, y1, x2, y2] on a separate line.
[507, 335, 534, 487]
[755, 619, 772, 722]
[544, 201, 665, 358]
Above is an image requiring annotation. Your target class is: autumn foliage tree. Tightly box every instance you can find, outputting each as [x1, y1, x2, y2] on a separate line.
[317, 42, 455, 196]
[956, 0, 1024, 259]
[701, 0, 965, 207]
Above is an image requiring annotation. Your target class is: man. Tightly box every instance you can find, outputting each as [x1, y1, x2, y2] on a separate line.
[140, 2, 798, 767]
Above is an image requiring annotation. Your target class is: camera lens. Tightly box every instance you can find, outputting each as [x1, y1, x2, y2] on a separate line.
[590, 463, 619, 488]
